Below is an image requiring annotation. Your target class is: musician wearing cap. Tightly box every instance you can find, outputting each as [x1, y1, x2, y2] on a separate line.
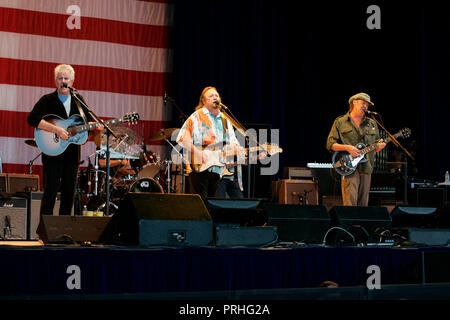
[176, 86, 245, 198]
[27, 64, 103, 216]
[326, 92, 386, 206]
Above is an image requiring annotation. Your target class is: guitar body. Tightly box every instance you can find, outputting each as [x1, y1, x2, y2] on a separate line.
[332, 143, 368, 176]
[189, 143, 283, 177]
[35, 114, 88, 156]
[331, 127, 412, 177]
[35, 112, 140, 156]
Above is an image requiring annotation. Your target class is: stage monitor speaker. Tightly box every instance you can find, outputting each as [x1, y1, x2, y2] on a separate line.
[262, 203, 330, 244]
[37, 215, 111, 244]
[390, 206, 438, 228]
[215, 225, 277, 247]
[407, 228, 450, 246]
[0, 197, 27, 240]
[205, 198, 266, 226]
[7, 174, 39, 194]
[328, 206, 392, 244]
[28, 192, 62, 240]
[100, 192, 213, 247]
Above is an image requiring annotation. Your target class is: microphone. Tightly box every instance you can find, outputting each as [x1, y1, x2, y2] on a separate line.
[215, 101, 228, 110]
[163, 92, 168, 105]
[61, 83, 77, 92]
[365, 110, 378, 115]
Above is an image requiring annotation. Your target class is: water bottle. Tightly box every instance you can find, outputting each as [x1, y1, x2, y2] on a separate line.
[82, 205, 88, 216]
[445, 171, 450, 184]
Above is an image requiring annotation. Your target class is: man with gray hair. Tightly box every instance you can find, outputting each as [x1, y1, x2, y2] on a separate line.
[28, 64, 100, 216]
[326, 93, 386, 206]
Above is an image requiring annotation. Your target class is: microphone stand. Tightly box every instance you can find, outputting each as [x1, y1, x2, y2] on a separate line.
[367, 112, 414, 205]
[69, 87, 119, 216]
[28, 152, 42, 174]
[165, 94, 187, 192]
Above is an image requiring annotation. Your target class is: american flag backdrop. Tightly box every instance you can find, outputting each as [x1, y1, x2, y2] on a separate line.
[0, 0, 173, 186]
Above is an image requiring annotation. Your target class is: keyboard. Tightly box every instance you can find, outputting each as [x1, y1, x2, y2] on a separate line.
[307, 162, 333, 169]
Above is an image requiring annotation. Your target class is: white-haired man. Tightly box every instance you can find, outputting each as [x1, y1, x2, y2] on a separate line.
[28, 64, 101, 216]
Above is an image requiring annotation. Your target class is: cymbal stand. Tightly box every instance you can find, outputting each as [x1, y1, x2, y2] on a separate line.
[165, 137, 185, 193]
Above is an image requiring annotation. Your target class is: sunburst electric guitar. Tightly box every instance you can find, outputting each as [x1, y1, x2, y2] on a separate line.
[35, 112, 139, 156]
[332, 128, 411, 176]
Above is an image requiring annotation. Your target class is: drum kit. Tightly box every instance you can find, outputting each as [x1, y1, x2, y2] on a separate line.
[77, 125, 183, 212]
[25, 125, 183, 214]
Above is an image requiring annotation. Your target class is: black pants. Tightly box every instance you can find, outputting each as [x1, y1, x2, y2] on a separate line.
[41, 153, 79, 215]
[217, 175, 244, 198]
[188, 171, 220, 199]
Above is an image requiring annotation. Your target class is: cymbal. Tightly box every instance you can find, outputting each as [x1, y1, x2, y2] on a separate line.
[99, 125, 142, 157]
[148, 128, 178, 142]
[386, 161, 406, 165]
[25, 139, 38, 148]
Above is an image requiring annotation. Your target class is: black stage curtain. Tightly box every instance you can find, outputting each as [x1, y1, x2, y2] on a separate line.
[170, 0, 450, 182]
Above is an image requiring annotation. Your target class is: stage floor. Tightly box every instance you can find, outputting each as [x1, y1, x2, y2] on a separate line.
[1, 240, 449, 299]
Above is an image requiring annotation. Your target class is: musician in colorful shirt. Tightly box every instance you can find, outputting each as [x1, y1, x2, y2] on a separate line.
[176, 86, 245, 198]
[326, 93, 386, 206]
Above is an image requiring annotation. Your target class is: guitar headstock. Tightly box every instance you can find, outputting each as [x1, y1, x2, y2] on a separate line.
[122, 112, 140, 125]
[259, 143, 283, 156]
[398, 127, 411, 139]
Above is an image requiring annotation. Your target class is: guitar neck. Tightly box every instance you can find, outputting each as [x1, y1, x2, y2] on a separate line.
[74, 118, 122, 134]
[360, 135, 395, 155]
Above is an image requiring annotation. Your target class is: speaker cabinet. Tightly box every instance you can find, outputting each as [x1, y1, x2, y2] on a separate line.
[215, 225, 277, 247]
[262, 203, 330, 244]
[0, 197, 28, 240]
[101, 192, 213, 246]
[329, 206, 392, 243]
[390, 206, 438, 228]
[205, 198, 266, 226]
[37, 215, 111, 244]
[28, 192, 62, 240]
[273, 179, 319, 205]
[7, 174, 39, 193]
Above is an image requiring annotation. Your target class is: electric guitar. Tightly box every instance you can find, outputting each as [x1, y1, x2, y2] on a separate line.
[35, 112, 140, 156]
[332, 127, 411, 176]
[190, 143, 283, 176]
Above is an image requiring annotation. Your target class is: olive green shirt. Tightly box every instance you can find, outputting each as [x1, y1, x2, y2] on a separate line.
[326, 112, 380, 174]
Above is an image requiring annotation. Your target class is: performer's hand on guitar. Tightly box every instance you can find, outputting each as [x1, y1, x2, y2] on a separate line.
[55, 126, 69, 140]
[375, 139, 386, 152]
[346, 145, 361, 158]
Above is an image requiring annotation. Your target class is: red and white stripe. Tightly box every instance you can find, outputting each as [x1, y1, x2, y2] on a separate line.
[0, 1, 173, 183]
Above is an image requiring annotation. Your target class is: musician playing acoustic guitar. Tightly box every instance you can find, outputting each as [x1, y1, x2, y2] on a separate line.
[326, 93, 386, 206]
[27, 64, 103, 216]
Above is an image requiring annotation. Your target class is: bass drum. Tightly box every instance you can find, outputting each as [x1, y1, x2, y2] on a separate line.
[130, 178, 164, 193]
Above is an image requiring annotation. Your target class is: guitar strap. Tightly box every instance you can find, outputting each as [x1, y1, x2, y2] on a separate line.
[74, 94, 88, 123]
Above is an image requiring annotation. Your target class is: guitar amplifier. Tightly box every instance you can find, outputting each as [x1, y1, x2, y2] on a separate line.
[272, 179, 319, 205]
[7, 174, 40, 194]
[0, 197, 28, 240]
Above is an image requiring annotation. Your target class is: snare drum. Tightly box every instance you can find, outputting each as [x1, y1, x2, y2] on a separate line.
[130, 178, 164, 193]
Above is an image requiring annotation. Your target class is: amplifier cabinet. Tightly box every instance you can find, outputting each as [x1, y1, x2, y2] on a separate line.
[273, 179, 319, 205]
[0, 197, 27, 240]
[8, 174, 39, 194]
